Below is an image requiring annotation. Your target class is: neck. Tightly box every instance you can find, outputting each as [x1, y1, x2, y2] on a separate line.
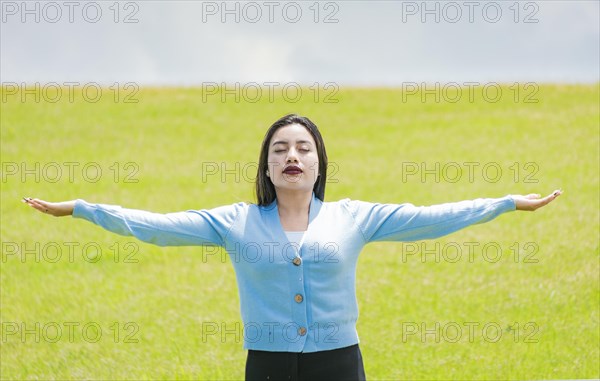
[275, 189, 313, 216]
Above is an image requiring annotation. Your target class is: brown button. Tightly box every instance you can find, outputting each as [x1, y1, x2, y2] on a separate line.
[294, 294, 304, 303]
[298, 327, 307, 336]
[292, 257, 302, 266]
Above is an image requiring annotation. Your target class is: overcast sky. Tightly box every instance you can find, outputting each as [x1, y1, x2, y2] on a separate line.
[1, 1, 598, 85]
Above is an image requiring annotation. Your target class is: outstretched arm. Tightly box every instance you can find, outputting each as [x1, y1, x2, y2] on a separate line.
[344, 189, 562, 243]
[22, 197, 242, 247]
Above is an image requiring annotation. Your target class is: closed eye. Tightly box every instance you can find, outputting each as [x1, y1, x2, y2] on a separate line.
[274, 149, 310, 153]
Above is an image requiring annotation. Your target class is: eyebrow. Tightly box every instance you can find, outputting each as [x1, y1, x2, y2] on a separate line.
[271, 140, 313, 146]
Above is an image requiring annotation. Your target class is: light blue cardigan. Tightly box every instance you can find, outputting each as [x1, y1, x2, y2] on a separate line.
[72, 192, 516, 353]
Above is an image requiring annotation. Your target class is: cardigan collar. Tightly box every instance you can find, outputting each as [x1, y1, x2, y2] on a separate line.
[264, 191, 323, 235]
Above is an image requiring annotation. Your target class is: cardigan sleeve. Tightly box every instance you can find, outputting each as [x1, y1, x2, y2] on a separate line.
[342, 195, 516, 243]
[72, 199, 244, 247]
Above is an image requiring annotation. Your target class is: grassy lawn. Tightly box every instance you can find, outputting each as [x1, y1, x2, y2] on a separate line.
[1, 83, 598, 380]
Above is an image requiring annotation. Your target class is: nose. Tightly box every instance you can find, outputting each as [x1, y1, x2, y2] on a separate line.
[286, 147, 299, 163]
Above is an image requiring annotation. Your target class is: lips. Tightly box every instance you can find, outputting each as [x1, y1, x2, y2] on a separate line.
[283, 165, 303, 174]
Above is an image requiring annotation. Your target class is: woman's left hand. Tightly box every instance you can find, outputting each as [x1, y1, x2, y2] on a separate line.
[513, 189, 562, 211]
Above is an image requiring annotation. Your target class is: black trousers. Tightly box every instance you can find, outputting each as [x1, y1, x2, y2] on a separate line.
[245, 344, 366, 381]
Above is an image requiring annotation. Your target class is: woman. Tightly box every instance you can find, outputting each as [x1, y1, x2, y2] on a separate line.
[24, 114, 561, 380]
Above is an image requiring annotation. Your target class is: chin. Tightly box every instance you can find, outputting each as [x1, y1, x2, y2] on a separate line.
[275, 183, 314, 193]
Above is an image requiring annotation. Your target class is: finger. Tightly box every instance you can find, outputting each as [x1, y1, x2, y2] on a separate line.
[29, 202, 46, 213]
[28, 199, 51, 213]
[22, 197, 38, 205]
[23, 199, 39, 210]
[21, 197, 46, 213]
[37, 201, 51, 213]
[26, 198, 40, 208]
[542, 190, 562, 203]
[525, 193, 541, 200]
[28, 198, 42, 207]
[532, 191, 561, 210]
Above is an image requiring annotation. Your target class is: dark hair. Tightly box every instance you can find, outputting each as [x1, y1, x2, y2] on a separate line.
[255, 114, 328, 206]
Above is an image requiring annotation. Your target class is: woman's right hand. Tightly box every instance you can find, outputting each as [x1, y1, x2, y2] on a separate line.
[22, 197, 75, 217]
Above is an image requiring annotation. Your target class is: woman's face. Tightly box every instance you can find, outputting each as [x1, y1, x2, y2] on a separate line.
[266, 124, 320, 194]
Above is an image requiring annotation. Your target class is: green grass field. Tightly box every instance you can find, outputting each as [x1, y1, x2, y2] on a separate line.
[1, 84, 598, 380]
